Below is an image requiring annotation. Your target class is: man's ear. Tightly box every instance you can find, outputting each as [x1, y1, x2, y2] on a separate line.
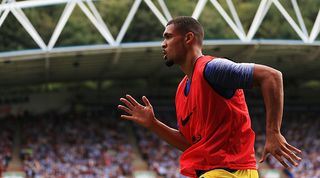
[185, 32, 195, 45]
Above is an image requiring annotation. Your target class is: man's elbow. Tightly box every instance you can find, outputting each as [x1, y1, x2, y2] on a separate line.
[270, 69, 283, 84]
[260, 69, 283, 90]
[253, 65, 283, 87]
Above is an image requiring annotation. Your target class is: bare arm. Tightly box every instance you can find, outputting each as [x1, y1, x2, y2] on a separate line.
[252, 64, 301, 167]
[118, 94, 190, 151]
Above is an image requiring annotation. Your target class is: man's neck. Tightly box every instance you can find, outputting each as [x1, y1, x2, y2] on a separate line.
[180, 51, 203, 80]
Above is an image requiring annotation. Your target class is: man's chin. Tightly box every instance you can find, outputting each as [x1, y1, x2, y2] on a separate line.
[165, 59, 174, 67]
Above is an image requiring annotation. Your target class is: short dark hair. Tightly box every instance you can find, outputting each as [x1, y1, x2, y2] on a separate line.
[167, 16, 204, 46]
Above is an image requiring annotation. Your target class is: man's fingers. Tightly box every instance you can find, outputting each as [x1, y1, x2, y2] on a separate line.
[259, 149, 267, 163]
[120, 98, 134, 110]
[274, 154, 289, 168]
[126, 94, 140, 106]
[120, 115, 135, 121]
[283, 145, 302, 162]
[118, 105, 132, 115]
[286, 143, 302, 154]
[142, 96, 151, 107]
[280, 150, 298, 166]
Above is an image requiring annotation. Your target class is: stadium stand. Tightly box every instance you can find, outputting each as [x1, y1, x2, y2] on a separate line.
[135, 128, 183, 178]
[0, 116, 14, 175]
[19, 111, 134, 178]
[0, 106, 318, 178]
[251, 107, 320, 178]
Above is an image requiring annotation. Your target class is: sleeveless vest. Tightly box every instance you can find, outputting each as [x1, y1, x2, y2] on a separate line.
[175, 56, 256, 177]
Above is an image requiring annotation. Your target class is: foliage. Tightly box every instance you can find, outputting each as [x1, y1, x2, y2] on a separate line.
[0, 0, 319, 51]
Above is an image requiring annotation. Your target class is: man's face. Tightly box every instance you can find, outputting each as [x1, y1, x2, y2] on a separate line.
[161, 24, 186, 67]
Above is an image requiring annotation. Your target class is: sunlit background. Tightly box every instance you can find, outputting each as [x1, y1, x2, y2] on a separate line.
[0, 0, 319, 178]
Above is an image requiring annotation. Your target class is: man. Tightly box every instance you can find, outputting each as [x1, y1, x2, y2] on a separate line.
[118, 16, 301, 178]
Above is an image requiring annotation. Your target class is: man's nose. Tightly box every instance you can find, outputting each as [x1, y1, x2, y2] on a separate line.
[161, 40, 166, 49]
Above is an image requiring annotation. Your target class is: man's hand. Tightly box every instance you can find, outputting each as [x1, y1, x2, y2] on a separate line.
[259, 132, 302, 168]
[118, 94, 156, 129]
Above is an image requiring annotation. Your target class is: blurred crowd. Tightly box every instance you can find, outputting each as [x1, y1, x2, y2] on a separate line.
[0, 107, 319, 178]
[136, 128, 183, 178]
[20, 111, 133, 178]
[132, 110, 185, 178]
[252, 109, 320, 178]
[138, 109, 319, 178]
[0, 117, 13, 174]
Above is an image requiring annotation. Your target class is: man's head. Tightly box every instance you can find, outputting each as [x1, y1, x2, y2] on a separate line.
[167, 16, 204, 46]
[162, 16, 204, 67]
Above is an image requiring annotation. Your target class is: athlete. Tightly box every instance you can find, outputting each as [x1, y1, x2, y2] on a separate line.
[118, 16, 301, 178]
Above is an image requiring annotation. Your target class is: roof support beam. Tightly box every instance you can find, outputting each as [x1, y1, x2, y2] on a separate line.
[226, 0, 245, 35]
[10, 5, 47, 50]
[0, 0, 84, 10]
[48, 1, 76, 50]
[0, 7, 9, 27]
[144, 0, 168, 27]
[77, 1, 116, 46]
[309, 10, 320, 43]
[85, 0, 115, 45]
[272, 0, 308, 43]
[246, 0, 272, 41]
[192, 0, 207, 20]
[291, 0, 308, 36]
[116, 0, 142, 45]
[209, 0, 246, 41]
[157, 0, 172, 21]
[0, 0, 320, 55]
[0, 0, 11, 28]
[0, 0, 9, 15]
